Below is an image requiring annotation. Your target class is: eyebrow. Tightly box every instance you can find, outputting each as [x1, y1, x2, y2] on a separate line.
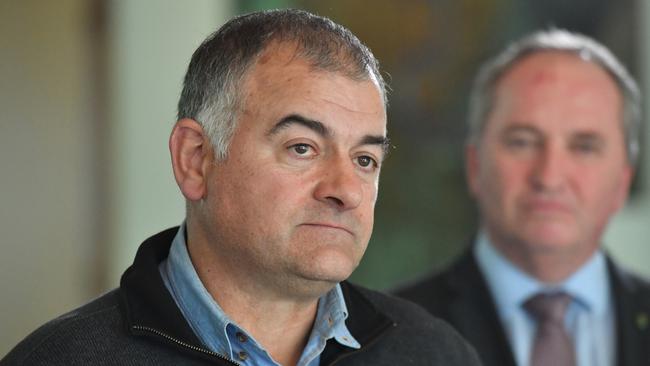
[268, 114, 331, 137]
[363, 134, 391, 158]
[502, 124, 605, 141]
[569, 132, 606, 149]
[501, 124, 541, 135]
[268, 113, 391, 157]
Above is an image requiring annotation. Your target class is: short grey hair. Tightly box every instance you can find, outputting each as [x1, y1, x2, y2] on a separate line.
[177, 8, 386, 160]
[467, 29, 642, 165]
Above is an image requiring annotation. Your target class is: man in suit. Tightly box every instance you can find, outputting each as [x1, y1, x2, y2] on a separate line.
[397, 29, 650, 366]
[2, 9, 480, 366]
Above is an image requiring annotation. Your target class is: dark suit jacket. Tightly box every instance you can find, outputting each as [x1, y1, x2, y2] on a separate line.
[395, 249, 650, 366]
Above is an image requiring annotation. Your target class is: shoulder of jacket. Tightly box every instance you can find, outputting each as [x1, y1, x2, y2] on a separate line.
[1, 289, 124, 365]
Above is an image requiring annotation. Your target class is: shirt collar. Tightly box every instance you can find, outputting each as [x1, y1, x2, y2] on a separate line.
[160, 223, 233, 356]
[159, 224, 360, 360]
[563, 248, 610, 315]
[314, 284, 360, 349]
[474, 231, 540, 321]
[474, 230, 610, 318]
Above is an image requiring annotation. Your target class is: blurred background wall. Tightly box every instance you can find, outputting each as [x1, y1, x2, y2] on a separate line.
[1, 0, 648, 356]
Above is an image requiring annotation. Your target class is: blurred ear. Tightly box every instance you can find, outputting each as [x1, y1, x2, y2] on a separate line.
[169, 118, 211, 201]
[465, 143, 480, 197]
[611, 164, 634, 212]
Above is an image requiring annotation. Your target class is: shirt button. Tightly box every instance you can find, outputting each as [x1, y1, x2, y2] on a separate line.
[236, 332, 248, 343]
[238, 351, 249, 361]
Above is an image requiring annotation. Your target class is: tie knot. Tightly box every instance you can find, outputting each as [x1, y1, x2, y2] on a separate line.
[524, 292, 572, 324]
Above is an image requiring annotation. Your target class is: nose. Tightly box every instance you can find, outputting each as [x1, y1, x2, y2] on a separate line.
[313, 156, 364, 210]
[530, 143, 567, 192]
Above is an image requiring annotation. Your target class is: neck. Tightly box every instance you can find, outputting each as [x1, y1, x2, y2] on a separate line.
[486, 232, 597, 284]
[226, 296, 318, 366]
[513, 251, 589, 283]
[185, 220, 322, 366]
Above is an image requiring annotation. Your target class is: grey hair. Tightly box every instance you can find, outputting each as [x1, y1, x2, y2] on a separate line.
[467, 29, 642, 165]
[177, 8, 386, 160]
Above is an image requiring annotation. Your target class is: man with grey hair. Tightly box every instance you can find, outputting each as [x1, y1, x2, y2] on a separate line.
[397, 29, 650, 366]
[2, 9, 480, 366]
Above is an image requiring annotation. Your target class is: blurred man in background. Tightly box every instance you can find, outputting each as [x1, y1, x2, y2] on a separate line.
[398, 29, 650, 366]
[2, 9, 480, 366]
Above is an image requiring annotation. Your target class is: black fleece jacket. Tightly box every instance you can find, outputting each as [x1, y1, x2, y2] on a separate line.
[1, 228, 481, 366]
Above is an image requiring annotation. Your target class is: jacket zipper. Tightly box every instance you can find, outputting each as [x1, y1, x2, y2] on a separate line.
[132, 325, 241, 365]
[135, 320, 393, 366]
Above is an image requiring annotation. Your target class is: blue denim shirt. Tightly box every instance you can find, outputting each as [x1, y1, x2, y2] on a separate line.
[159, 224, 360, 365]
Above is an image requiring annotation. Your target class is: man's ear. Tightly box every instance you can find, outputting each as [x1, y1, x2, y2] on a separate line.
[611, 164, 634, 213]
[170, 118, 211, 201]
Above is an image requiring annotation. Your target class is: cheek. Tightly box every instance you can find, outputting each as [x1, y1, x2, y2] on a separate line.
[368, 179, 379, 205]
[577, 167, 629, 213]
[253, 169, 325, 227]
[478, 157, 524, 204]
[210, 163, 288, 220]
[362, 181, 378, 213]
[358, 200, 375, 229]
[477, 162, 534, 229]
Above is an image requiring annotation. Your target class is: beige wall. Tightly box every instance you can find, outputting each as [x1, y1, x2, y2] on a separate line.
[0, 0, 233, 356]
[105, 0, 234, 286]
[0, 0, 97, 356]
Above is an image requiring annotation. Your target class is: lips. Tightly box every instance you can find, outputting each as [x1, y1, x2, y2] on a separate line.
[523, 198, 573, 215]
[300, 222, 355, 236]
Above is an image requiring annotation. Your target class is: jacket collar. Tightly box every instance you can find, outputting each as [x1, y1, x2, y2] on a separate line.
[118, 227, 394, 362]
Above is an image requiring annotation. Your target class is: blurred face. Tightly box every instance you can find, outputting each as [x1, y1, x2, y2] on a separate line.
[198, 44, 387, 297]
[467, 52, 632, 268]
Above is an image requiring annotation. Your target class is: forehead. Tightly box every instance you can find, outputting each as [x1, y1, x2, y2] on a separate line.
[488, 51, 623, 132]
[239, 43, 386, 123]
[499, 51, 619, 92]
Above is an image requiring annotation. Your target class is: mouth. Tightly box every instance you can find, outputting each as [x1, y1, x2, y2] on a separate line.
[524, 199, 573, 215]
[300, 222, 355, 236]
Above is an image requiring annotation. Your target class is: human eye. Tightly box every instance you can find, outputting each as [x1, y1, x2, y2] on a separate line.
[287, 143, 317, 158]
[570, 137, 602, 155]
[502, 131, 540, 151]
[355, 154, 379, 172]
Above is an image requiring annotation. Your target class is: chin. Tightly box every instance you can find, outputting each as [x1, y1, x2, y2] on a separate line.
[523, 220, 576, 240]
[309, 261, 357, 283]
[287, 267, 354, 300]
[300, 251, 359, 283]
[520, 227, 578, 253]
[283, 278, 337, 301]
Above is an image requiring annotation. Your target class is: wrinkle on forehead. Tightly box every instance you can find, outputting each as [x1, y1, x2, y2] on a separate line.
[320, 96, 385, 115]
